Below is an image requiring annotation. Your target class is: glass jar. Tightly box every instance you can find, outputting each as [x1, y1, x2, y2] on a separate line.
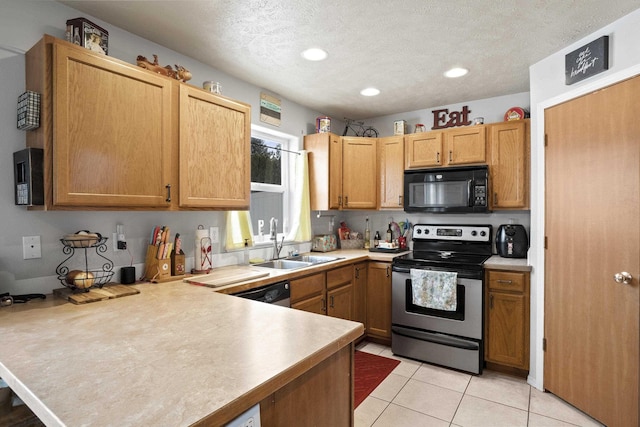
[414, 123, 426, 133]
[203, 81, 222, 94]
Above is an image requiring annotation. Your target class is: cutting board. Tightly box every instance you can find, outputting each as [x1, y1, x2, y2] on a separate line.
[184, 267, 270, 288]
[54, 283, 140, 304]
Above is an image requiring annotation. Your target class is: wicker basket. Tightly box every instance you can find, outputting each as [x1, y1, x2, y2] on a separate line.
[340, 239, 364, 249]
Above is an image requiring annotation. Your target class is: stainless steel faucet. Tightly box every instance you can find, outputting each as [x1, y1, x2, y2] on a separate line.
[270, 217, 284, 260]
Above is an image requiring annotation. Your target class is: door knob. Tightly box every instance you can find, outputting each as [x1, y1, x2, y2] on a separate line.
[614, 272, 633, 284]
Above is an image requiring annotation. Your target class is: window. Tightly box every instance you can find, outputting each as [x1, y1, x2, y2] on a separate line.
[250, 125, 297, 243]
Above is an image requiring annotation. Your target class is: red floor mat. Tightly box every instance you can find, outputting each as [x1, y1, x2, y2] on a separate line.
[354, 350, 401, 408]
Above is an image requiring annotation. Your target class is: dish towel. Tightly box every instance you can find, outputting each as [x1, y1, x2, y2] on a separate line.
[410, 269, 458, 311]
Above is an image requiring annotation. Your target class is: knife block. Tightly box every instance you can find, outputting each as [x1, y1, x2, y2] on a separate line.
[171, 252, 185, 276]
[143, 245, 170, 281]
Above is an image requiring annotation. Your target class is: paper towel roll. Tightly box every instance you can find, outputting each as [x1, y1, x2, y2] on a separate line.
[195, 227, 212, 271]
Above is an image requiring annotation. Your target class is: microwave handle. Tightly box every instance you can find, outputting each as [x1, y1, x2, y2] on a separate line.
[468, 180, 474, 206]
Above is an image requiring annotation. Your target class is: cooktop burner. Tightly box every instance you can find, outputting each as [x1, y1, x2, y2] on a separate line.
[392, 224, 493, 276]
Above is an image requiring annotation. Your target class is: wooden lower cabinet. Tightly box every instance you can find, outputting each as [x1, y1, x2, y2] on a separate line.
[366, 262, 392, 344]
[259, 344, 353, 426]
[353, 262, 368, 328]
[290, 272, 326, 314]
[485, 269, 530, 373]
[290, 265, 354, 321]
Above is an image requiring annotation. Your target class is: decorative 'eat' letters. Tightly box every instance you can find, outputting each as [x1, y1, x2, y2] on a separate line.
[432, 106, 472, 130]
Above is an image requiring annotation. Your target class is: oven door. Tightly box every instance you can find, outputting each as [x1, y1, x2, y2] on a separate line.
[391, 266, 483, 340]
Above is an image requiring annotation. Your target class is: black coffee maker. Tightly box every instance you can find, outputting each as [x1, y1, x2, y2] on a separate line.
[495, 224, 529, 258]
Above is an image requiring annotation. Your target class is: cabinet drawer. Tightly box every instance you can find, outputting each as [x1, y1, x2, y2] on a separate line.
[327, 265, 352, 290]
[487, 270, 526, 292]
[290, 272, 325, 302]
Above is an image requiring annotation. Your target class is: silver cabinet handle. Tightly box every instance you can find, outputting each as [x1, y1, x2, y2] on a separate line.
[436, 152, 440, 163]
[614, 272, 633, 285]
[497, 280, 513, 284]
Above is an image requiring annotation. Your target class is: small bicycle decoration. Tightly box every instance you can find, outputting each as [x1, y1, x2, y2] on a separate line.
[342, 118, 379, 137]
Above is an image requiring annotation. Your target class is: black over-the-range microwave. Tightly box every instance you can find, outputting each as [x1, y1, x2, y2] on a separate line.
[403, 165, 489, 213]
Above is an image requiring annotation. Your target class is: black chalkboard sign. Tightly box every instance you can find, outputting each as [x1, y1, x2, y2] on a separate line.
[565, 36, 609, 85]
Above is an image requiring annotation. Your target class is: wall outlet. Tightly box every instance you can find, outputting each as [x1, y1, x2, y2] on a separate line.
[114, 224, 126, 251]
[22, 235, 41, 259]
[209, 227, 219, 244]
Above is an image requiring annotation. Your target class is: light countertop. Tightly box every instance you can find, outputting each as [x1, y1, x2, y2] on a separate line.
[483, 255, 532, 272]
[0, 281, 363, 426]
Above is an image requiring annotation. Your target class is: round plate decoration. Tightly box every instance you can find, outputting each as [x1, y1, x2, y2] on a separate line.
[504, 107, 529, 121]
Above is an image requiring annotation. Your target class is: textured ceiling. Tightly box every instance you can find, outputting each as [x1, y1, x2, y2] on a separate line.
[58, 1, 639, 119]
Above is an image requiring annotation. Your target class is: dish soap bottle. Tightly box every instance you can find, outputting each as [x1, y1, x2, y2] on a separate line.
[243, 239, 250, 265]
[364, 217, 371, 249]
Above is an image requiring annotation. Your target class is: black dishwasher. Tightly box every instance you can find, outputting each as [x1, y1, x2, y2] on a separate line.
[231, 281, 290, 307]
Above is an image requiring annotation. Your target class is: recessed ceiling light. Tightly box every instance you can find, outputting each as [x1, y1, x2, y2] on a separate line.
[360, 87, 380, 96]
[444, 67, 469, 78]
[301, 48, 328, 61]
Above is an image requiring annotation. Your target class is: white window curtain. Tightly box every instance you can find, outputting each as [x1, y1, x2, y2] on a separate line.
[225, 211, 254, 250]
[286, 150, 312, 242]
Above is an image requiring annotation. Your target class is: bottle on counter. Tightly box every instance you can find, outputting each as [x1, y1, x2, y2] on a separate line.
[374, 231, 380, 248]
[386, 223, 393, 243]
[364, 217, 371, 249]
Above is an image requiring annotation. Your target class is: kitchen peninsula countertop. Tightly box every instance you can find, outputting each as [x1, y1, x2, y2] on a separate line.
[0, 280, 363, 426]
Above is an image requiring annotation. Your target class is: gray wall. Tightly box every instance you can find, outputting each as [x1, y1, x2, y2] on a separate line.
[0, 0, 531, 296]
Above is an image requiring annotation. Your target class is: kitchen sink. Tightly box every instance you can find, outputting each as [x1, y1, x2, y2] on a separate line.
[253, 259, 313, 270]
[285, 255, 343, 265]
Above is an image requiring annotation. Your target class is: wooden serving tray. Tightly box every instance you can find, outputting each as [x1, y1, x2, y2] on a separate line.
[184, 267, 270, 288]
[54, 283, 140, 304]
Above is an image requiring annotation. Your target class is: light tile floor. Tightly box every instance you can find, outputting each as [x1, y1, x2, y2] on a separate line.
[355, 341, 604, 427]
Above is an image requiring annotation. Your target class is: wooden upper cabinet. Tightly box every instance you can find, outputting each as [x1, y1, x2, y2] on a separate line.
[341, 137, 377, 209]
[405, 125, 485, 169]
[30, 37, 174, 208]
[305, 132, 342, 210]
[178, 86, 250, 209]
[446, 125, 486, 165]
[305, 133, 376, 210]
[488, 120, 530, 209]
[405, 131, 443, 168]
[25, 35, 251, 211]
[378, 136, 404, 209]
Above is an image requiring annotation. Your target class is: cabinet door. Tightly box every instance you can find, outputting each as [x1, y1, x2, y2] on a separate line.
[291, 272, 326, 315]
[488, 120, 529, 209]
[291, 294, 325, 315]
[53, 42, 173, 207]
[378, 136, 404, 209]
[342, 137, 377, 209]
[405, 131, 443, 168]
[487, 291, 527, 368]
[305, 133, 341, 210]
[179, 86, 250, 208]
[353, 262, 368, 327]
[366, 262, 392, 341]
[446, 125, 486, 165]
[328, 284, 353, 321]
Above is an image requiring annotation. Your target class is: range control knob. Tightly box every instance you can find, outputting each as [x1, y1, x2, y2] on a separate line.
[480, 231, 487, 237]
[471, 230, 477, 236]
[416, 228, 423, 235]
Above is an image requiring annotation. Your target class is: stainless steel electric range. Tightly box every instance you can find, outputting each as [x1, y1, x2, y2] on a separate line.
[391, 224, 492, 374]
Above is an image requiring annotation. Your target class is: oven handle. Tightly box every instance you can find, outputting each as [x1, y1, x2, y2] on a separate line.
[392, 265, 414, 274]
[391, 325, 479, 351]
